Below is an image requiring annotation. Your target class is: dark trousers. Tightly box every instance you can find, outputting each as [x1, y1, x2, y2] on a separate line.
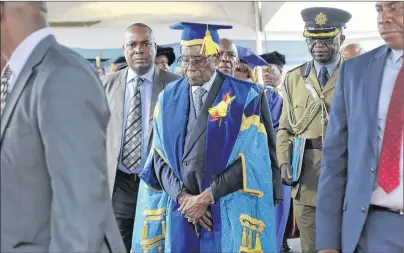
[112, 170, 140, 253]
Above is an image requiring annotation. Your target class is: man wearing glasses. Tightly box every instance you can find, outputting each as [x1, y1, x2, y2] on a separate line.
[132, 22, 281, 252]
[276, 7, 351, 253]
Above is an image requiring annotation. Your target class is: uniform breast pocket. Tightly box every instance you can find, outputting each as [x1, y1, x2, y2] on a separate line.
[292, 94, 309, 120]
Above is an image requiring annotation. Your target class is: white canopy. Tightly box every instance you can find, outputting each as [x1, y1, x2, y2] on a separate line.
[47, 1, 284, 49]
[47, 1, 383, 51]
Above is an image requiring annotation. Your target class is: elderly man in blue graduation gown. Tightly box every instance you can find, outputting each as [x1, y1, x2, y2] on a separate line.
[132, 22, 282, 253]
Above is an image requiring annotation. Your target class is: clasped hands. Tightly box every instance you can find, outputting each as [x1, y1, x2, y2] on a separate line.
[177, 190, 213, 232]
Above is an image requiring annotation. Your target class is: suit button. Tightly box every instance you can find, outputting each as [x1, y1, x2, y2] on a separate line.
[370, 168, 375, 173]
[361, 207, 366, 213]
[182, 162, 187, 167]
[320, 95, 325, 99]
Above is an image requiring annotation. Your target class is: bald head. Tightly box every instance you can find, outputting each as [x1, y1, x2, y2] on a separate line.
[218, 38, 239, 76]
[341, 43, 362, 59]
[1, 2, 48, 58]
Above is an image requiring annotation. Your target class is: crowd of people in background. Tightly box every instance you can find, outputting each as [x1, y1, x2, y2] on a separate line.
[1, 1, 402, 253]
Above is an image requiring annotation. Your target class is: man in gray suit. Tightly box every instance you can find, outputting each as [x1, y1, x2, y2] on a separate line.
[0, 2, 125, 253]
[101, 23, 180, 252]
[317, 1, 403, 253]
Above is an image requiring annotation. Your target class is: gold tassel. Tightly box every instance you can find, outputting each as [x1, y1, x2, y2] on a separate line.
[254, 231, 262, 251]
[142, 221, 148, 239]
[162, 221, 166, 235]
[96, 56, 101, 69]
[199, 25, 218, 56]
[110, 63, 116, 73]
[248, 229, 253, 249]
[241, 227, 247, 247]
[158, 241, 162, 253]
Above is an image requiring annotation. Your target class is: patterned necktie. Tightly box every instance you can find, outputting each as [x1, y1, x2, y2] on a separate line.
[1, 65, 12, 116]
[194, 87, 207, 117]
[122, 77, 143, 171]
[377, 63, 403, 193]
[319, 66, 329, 86]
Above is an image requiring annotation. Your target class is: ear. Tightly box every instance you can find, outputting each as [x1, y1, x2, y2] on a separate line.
[340, 34, 346, 46]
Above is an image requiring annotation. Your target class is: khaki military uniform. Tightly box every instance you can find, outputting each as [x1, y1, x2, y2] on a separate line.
[276, 57, 344, 253]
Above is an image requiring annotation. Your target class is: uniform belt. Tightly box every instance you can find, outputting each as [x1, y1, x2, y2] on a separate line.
[305, 137, 323, 150]
[116, 169, 140, 182]
[369, 205, 404, 216]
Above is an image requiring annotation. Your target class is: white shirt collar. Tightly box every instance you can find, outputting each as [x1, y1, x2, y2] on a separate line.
[126, 65, 155, 84]
[8, 28, 52, 84]
[390, 49, 403, 64]
[192, 71, 217, 93]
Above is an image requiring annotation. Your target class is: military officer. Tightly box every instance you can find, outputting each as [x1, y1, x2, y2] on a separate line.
[276, 7, 352, 253]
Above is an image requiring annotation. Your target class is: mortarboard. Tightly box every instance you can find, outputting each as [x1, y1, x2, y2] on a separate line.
[236, 46, 268, 69]
[260, 51, 286, 68]
[301, 7, 352, 38]
[170, 22, 232, 56]
[156, 46, 176, 66]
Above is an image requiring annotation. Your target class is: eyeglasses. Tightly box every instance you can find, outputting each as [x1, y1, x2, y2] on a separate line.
[155, 60, 169, 65]
[177, 55, 211, 68]
[306, 36, 339, 46]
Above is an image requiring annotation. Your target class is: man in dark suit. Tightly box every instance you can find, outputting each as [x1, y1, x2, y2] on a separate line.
[317, 1, 403, 253]
[0, 2, 125, 252]
[101, 23, 180, 252]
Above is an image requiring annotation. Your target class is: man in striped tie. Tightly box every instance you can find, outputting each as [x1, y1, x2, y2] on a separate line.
[101, 23, 180, 252]
[316, 1, 403, 253]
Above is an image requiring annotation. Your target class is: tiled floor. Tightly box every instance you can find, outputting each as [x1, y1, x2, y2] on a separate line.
[288, 238, 302, 253]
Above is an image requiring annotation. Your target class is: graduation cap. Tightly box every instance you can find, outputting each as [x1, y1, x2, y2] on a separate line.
[301, 7, 352, 38]
[156, 46, 176, 66]
[236, 46, 268, 69]
[260, 51, 286, 68]
[170, 22, 232, 56]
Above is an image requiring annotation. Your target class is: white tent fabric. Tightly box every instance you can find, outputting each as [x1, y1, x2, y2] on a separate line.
[47, 1, 285, 49]
[47, 1, 383, 50]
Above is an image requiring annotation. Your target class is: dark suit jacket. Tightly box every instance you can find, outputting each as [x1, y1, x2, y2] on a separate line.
[316, 45, 392, 253]
[101, 67, 181, 193]
[153, 73, 282, 205]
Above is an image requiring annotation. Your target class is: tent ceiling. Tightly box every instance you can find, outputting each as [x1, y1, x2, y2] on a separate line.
[47, 2, 285, 29]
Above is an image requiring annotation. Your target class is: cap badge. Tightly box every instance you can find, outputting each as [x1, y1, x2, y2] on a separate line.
[315, 12, 327, 25]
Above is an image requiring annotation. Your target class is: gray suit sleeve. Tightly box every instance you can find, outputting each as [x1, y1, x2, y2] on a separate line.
[37, 66, 111, 252]
[209, 158, 243, 202]
[316, 61, 348, 251]
[154, 150, 185, 202]
[261, 91, 283, 202]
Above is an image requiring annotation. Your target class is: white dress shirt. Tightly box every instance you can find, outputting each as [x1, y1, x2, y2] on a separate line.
[371, 49, 403, 210]
[6, 28, 52, 93]
[191, 70, 217, 106]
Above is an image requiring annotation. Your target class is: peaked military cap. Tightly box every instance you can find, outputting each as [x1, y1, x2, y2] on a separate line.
[260, 51, 286, 68]
[301, 7, 352, 38]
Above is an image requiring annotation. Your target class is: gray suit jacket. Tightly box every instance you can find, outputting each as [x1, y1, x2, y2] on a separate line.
[0, 36, 126, 252]
[101, 67, 180, 193]
[316, 45, 391, 253]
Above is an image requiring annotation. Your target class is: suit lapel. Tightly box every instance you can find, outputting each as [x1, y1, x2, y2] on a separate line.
[182, 74, 224, 159]
[0, 36, 55, 142]
[365, 45, 389, 158]
[306, 61, 322, 96]
[111, 69, 127, 146]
